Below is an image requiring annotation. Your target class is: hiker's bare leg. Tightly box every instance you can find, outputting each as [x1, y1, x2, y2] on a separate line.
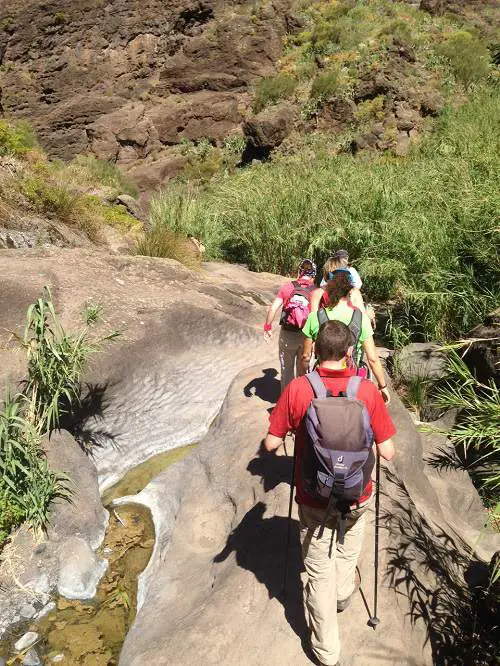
[336, 507, 367, 603]
[299, 505, 340, 666]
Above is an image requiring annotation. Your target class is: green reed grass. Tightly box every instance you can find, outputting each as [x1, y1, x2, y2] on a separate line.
[148, 86, 499, 343]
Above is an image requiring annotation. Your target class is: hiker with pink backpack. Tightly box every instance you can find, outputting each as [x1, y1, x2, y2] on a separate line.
[264, 259, 317, 391]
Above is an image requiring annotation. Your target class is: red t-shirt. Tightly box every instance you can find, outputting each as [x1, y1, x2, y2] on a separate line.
[277, 277, 315, 303]
[268, 367, 396, 509]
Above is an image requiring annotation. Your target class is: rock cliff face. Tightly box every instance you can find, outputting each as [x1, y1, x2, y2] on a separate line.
[0, 0, 291, 189]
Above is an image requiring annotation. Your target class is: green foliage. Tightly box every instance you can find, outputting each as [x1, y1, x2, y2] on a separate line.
[151, 86, 499, 342]
[21, 176, 77, 220]
[70, 156, 138, 198]
[100, 203, 141, 231]
[0, 289, 118, 545]
[253, 74, 297, 112]
[439, 31, 491, 87]
[0, 119, 37, 156]
[17, 288, 119, 434]
[432, 351, 500, 506]
[53, 11, 66, 25]
[310, 67, 342, 100]
[136, 224, 200, 269]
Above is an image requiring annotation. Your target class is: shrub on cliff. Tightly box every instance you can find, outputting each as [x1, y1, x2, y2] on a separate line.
[253, 74, 297, 113]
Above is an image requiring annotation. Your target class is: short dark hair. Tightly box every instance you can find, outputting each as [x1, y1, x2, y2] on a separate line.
[315, 320, 353, 362]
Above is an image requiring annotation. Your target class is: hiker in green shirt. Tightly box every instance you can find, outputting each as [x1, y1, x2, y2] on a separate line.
[300, 270, 390, 404]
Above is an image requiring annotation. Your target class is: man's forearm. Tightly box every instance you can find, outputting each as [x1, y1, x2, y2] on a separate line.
[264, 433, 284, 452]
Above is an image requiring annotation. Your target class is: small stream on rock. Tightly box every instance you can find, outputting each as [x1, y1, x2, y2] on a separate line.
[0, 445, 196, 666]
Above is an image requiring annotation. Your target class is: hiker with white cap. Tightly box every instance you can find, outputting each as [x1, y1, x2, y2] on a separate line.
[264, 259, 317, 391]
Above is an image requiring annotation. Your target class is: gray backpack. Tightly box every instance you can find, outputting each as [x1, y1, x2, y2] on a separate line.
[302, 371, 374, 538]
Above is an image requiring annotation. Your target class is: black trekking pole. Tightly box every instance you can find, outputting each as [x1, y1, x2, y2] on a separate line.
[282, 438, 296, 598]
[368, 453, 381, 628]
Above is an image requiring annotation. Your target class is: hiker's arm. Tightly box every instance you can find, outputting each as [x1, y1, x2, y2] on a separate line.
[363, 336, 390, 404]
[309, 288, 324, 312]
[264, 297, 283, 340]
[376, 437, 395, 461]
[299, 336, 313, 375]
[264, 433, 284, 452]
[350, 288, 365, 311]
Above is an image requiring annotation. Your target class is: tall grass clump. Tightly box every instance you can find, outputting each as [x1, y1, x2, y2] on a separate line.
[0, 290, 118, 546]
[253, 74, 297, 112]
[150, 86, 499, 342]
[68, 156, 138, 198]
[432, 351, 500, 509]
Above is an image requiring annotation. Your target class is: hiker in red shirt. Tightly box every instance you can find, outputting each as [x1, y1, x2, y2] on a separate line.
[264, 320, 396, 666]
[264, 259, 317, 392]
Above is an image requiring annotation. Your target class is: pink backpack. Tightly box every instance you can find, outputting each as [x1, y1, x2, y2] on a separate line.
[280, 281, 315, 331]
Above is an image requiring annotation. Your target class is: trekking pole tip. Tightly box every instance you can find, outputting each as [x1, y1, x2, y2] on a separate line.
[368, 616, 380, 629]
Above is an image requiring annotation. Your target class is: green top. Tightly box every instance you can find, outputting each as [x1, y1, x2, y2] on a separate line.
[302, 301, 373, 364]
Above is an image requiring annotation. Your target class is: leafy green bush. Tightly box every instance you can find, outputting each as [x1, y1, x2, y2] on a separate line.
[439, 31, 490, 87]
[310, 67, 342, 100]
[253, 74, 297, 112]
[0, 120, 37, 156]
[150, 86, 499, 342]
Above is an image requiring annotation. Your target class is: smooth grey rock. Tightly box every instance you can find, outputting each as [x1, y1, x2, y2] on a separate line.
[22, 648, 41, 666]
[47, 429, 108, 550]
[57, 537, 108, 600]
[14, 632, 39, 651]
[393, 342, 447, 381]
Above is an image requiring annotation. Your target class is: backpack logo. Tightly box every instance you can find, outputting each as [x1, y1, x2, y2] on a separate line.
[337, 455, 344, 463]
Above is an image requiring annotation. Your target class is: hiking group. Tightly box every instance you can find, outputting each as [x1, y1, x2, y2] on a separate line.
[262, 252, 396, 666]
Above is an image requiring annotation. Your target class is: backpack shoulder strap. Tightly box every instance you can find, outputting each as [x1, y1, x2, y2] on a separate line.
[348, 307, 363, 345]
[346, 375, 362, 399]
[306, 371, 328, 399]
[291, 280, 300, 290]
[317, 308, 329, 327]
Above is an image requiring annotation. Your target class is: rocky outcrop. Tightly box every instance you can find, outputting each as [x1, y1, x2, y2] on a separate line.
[393, 342, 448, 382]
[0, 0, 292, 190]
[243, 102, 296, 153]
[465, 308, 500, 384]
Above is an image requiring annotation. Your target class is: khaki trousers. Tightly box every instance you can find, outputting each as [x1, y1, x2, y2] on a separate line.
[299, 502, 369, 666]
[278, 327, 304, 391]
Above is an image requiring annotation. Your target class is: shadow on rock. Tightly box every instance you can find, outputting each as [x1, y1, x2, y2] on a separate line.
[61, 382, 121, 451]
[247, 447, 293, 493]
[214, 501, 314, 662]
[243, 368, 281, 404]
[383, 469, 499, 666]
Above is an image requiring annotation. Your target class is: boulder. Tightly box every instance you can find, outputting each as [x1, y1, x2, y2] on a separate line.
[243, 103, 296, 150]
[57, 536, 108, 600]
[465, 308, 500, 384]
[318, 97, 357, 132]
[393, 342, 448, 381]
